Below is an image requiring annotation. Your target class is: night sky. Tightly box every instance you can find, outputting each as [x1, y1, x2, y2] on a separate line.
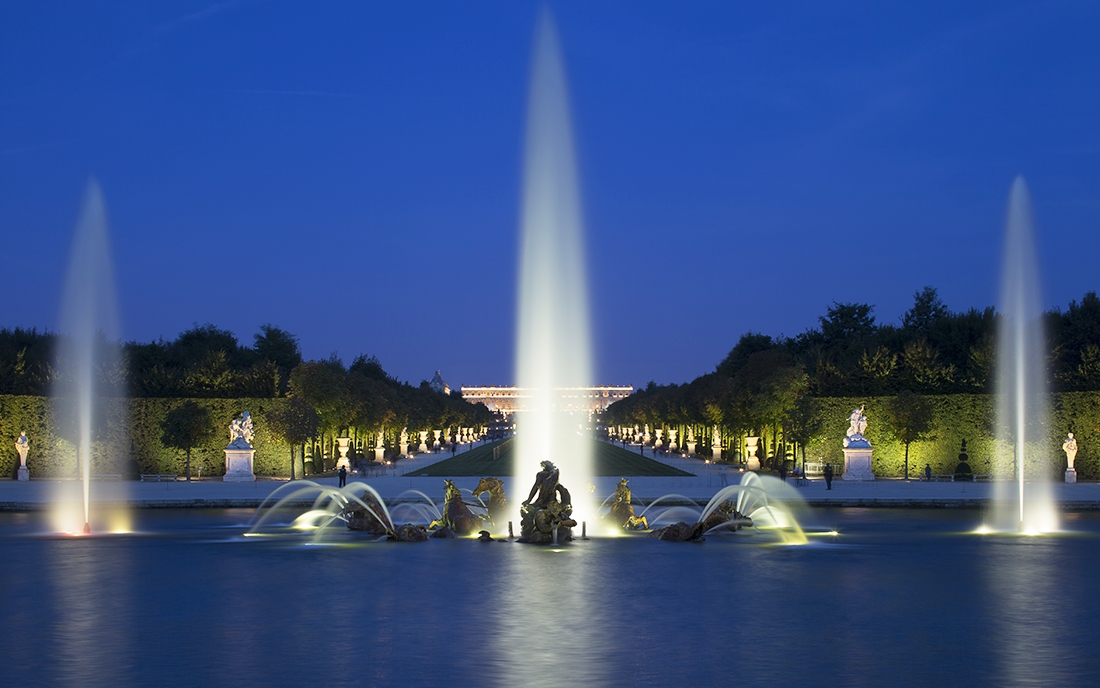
[1, 2, 1098, 389]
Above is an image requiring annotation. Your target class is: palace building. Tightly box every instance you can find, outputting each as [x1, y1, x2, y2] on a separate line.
[460, 385, 633, 417]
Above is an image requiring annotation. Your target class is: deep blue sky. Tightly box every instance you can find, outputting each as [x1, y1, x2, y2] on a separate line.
[2, 1, 1098, 388]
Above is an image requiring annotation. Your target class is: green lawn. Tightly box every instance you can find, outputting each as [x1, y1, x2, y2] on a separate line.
[405, 438, 694, 477]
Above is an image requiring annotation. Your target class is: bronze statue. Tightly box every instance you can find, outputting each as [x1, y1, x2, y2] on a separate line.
[649, 500, 751, 542]
[472, 476, 508, 526]
[389, 523, 430, 542]
[607, 478, 648, 530]
[429, 479, 483, 536]
[346, 490, 431, 541]
[518, 461, 576, 543]
[346, 491, 392, 536]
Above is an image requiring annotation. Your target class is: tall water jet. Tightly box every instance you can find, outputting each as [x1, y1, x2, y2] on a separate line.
[53, 180, 122, 534]
[991, 177, 1057, 533]
[513, 13, 595, 529]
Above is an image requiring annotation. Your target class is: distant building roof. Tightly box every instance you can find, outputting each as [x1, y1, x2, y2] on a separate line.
[429, 370, 450, 395]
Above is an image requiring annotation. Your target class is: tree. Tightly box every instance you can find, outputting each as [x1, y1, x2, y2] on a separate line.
[820, 302, 877, 343]
[288, 356, 356, 433]
[716, 332, 775, 377]
[785, 397, 824, 472]
[883, 391, 935, 480]
[254, 325, 302, 394]
[902, 286, 948, 333]
[266, 398, 320, 479]
[160, 401, 215, 482]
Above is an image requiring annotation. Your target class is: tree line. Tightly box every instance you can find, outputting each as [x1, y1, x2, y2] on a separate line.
[604, 288, 1100, 471]
[0, 323, 494, 476]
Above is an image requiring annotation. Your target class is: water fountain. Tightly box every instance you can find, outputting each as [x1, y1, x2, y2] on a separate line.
[513, 13, 596, 532]
[643, 473, 808, 544]
[52, 180, 123, 535]
[990, 176, 1058, 534]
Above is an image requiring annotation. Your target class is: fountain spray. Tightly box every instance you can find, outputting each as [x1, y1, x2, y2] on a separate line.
[513, 12, 596, 529]
[55, 180, 121, 535]
[992, 177, 1057, 533]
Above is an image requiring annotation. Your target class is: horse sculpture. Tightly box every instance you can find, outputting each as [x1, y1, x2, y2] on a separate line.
[429, 479, 484, 536]
[472, 476, 508, 526]
[607, 478, 648, 530]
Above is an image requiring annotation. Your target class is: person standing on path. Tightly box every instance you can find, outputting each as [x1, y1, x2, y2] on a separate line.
[824, 463, 833, 490]
[924, 464, 932, 482]
[338, 465, 347, 488]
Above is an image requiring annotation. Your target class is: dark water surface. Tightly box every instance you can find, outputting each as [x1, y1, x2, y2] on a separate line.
[2, 508, 1098, 687]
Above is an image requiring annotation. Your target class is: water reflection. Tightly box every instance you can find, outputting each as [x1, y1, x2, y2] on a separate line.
[492, 544, 610, 687]
[984, 536, 1077, 685]
[48, 539, 134, 686]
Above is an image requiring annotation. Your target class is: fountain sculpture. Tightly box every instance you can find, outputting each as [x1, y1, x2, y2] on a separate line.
[428, 480, 483, 537]
[606, 478, 648, 531]
[472, 476, 509, 526]
[518, 460, 577, 544]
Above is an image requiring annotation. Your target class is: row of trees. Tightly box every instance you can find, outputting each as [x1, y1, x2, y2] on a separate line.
[605, 287, 1100, 473]
[0, 324, 302, 398]
[0, 323, 495, 478]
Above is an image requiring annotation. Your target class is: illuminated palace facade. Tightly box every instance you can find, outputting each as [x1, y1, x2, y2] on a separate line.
[460, 385, 634, 417]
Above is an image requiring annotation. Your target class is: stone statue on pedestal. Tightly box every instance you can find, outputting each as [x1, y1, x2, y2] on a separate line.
[224, 412, 256, 482]
[228, 412, 254, 449]
[15, 431, 29, 481]
[844, 405, 868, 447]
[373, 429, 385, 462]
[842, 405, 874, 480]
[1064, 433, 1078, 483]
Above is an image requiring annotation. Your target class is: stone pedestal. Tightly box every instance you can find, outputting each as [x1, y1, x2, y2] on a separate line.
[17, 466, 29, 481]
[336, 437, 351, 471]
[1066, 468, 1077, 484]
[843, 444, 875, 481]
[669, 429, 678, 451]
[745, 436, 760, 471]
[223, 449, 256, 482]
[433, 430, 442, 450]
[686, 441, 697, 456]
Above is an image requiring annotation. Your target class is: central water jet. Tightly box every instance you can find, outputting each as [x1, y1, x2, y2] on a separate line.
[991, 176, 1057, 533]
[513, 13, 595, 530]
[54, 180, 122, 535]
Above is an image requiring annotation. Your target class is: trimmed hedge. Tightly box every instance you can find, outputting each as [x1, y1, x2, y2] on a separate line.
[799, 394, 1093, 480]
[0, 396, 292, 478]
[3, 392, 1097, 480]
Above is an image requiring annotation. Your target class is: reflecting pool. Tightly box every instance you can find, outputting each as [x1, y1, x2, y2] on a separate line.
[2, 508, 1098, 687]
